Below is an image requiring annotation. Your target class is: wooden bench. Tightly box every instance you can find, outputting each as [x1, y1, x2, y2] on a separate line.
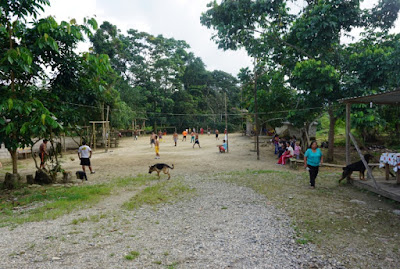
[288, 158, 298, 169]
[109, 138, 119, 148]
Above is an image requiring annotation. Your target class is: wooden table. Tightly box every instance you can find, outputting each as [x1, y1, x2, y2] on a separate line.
[379, 153, 400, 184]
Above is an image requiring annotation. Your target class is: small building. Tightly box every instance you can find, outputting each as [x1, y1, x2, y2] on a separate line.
[0, 144, 9, 159]
[275, 121, 318, 139]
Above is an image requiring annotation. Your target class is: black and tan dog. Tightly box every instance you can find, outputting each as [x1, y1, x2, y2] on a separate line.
[149, 163, 174, 180]
[339, 154, 373, 183]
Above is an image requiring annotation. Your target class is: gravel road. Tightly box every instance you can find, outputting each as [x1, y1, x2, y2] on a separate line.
[0, 172, 342, 269]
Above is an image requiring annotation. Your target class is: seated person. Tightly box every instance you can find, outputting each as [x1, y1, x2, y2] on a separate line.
[278, 141, 286, 158]
[294, 141, 302, 159]
[217, 140, 227, 153]
[277, 142, 294, 165]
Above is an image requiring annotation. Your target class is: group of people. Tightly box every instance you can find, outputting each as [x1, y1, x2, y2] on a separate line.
[149, 129, 203, 160]
[274, 135, 301, 165]
[148, 128, 228, 159]
[273, 134, 323, 189]
[36, 129, 323, 188]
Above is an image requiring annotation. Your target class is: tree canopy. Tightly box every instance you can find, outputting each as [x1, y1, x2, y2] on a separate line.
[201, 0, 400, 158]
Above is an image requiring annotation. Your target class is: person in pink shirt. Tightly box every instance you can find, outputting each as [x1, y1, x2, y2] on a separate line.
[294, 141, 302, 159]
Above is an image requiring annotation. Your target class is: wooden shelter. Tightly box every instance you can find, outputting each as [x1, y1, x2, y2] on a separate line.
[89, 121, 110, 151]
[132, 117, 147, 135]
[339, 88, 400, 202]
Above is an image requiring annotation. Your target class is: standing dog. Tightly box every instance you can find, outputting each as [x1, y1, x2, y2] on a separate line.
[149, 163, 174, 180]
[339, 154, 373, 183]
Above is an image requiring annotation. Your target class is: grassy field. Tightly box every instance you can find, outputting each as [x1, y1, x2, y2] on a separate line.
[0, 175, 157, 227]
[219, 169, 400, 268]
[123, 177, 195, 211]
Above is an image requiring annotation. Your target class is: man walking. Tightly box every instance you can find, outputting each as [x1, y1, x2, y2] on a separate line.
[78, 141, 95, 175]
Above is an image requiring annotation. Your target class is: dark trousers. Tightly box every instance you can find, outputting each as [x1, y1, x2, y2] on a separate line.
[308, 165, 319, 187]
[274, 143, 279, 154]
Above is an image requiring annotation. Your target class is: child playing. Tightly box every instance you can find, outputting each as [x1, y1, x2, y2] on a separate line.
[190, 131, 195, 143]
[173, 132, 178, 146]
[155, 136, 160, 159]
[294, 141, 301, 159]
[193, 133, 201, 148]
[217, 140, 227, 153]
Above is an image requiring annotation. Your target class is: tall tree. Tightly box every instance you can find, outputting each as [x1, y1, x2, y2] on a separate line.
[201, 0, 400, 161]
[0, 0, 102, 174]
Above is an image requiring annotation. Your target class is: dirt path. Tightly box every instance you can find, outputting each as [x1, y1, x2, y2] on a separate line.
[3, 133, 285, 182]
[0, 134, 340, 268]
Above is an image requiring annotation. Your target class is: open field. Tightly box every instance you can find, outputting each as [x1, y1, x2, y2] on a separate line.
[0, 134, 399, 268]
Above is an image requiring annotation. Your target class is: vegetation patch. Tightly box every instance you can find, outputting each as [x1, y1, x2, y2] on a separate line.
[0, 184, 112, 226]
[114, 174, 154, 189]
[71, 213, 108, 225]
[124, 251, 140, 260]
[218, 169, 400, 268]
[0, 175, 155, 226]
[123, 179, 195, 211]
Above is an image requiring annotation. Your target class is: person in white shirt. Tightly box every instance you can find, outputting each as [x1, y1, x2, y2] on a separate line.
[78, 141, 95, 174]
[277, 142, 294, 165]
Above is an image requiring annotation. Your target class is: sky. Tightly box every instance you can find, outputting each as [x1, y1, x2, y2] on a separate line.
[41, 0, 400, 77]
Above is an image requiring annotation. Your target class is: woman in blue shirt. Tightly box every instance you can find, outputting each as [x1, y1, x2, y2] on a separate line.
[304, 141, 323, 188]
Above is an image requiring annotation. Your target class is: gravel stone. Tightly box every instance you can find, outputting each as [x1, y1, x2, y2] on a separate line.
[0, 175, 340, 268]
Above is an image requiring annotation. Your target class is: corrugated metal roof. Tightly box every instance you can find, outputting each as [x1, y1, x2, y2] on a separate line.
[339, 88, 400, 105]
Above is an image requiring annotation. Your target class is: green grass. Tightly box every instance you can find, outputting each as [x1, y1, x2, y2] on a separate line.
[0, 175, 156, 226]
[217, 169, 400, 268]
[71, 213, 107, 225]
[113, 174, 152, 189]
[0, 184, 112, 226]
[122, 179, 195, 211]
[124, 251, 139, 260]
[166, 262, 179, 269]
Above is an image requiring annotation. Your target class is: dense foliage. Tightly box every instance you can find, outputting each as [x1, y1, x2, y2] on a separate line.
[90, 22, 242, 131]
[201, 0, 400, 158]
[0, 1, 242, 174]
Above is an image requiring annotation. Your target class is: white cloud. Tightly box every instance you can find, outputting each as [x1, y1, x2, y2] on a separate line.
[40, 0, 252, 76]
[40, 0, 399, 76]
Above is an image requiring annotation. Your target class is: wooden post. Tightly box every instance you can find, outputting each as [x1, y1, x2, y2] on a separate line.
[225, 92, 229, 153]
[93, 122, 96, 151]
[349, 132, 379, 189]
[105, 106, 110, 152]
[397, 170, 400, 185]
[345, 103, 351, 165]
[254, 59, 260, 160]
[385, 164, 390, 180]
[63, 134, 66, 152]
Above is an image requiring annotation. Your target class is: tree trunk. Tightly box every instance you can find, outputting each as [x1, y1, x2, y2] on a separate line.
[304, 125, 311, 148]
[9, 149, 18, 174]
[327, 108, 336, 162]
[4, 173, 20, 189]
